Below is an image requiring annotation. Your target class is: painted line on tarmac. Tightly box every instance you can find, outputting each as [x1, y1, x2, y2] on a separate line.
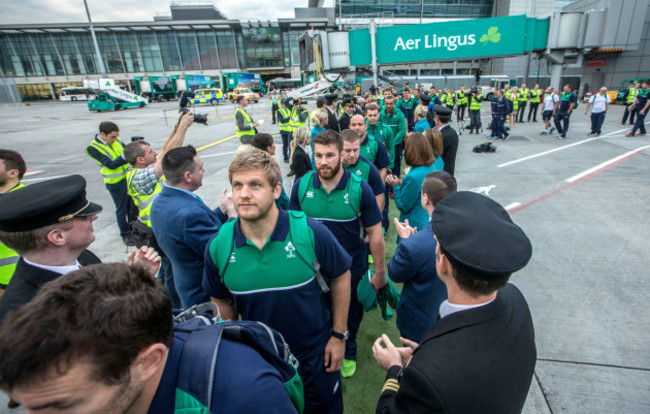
[509, 146, 649, 215]
[24, 170, 43, 176]
[565, 145, 650, 183]
[504, 202, 521, 210]
[200, 151, 237, 158]
[497, 124, 649, 168]
[21, 174, 72, 183]
[196, 135, 237, 152]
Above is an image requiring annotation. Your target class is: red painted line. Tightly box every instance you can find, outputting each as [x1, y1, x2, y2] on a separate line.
[23, 170, 43, 176]
[509, 150, 645, 215]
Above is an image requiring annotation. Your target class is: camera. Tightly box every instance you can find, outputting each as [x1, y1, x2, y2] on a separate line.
[131, 136, 145, 142]
[179, 91, 208, 125]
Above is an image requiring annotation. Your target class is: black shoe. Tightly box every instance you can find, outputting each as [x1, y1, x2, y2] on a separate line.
[287, 171, 295, 177]
[284, 159, 289, 163]
[272, 122, 276, 124]
[122, 236, 136, 247]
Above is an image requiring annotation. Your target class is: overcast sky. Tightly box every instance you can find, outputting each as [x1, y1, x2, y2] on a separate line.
[1, 0, 335, 24]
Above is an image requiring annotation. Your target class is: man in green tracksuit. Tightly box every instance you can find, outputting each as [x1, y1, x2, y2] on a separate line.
[380, 96, 406, 177]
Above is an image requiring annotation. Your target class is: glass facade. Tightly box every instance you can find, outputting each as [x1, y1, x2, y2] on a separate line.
[0, 26, 301, 78]
[337, 0, 494, 19]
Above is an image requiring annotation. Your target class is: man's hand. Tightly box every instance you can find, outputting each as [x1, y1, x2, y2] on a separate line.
[324, 336, 345, 373]
[219, 187, 236, 217]
[394, 218, 417, 239]
[178, 111, 194, 129]
[372, 334, 403, 371]
[127, 246, 161, 276]
[253, 121, 260, 127]
[397, 337, 418, 366]
[370, 267, 387, 293]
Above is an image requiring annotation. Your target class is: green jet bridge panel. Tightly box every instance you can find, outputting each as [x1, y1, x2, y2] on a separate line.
[349, 15, 549, 66]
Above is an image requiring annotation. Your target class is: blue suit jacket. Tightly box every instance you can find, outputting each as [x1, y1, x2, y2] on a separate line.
[388, 222, 447, 342]
[151, 186, 225, 309]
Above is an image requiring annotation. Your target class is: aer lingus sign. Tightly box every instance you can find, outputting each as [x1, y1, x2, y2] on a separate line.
[348, 15, 548, 66]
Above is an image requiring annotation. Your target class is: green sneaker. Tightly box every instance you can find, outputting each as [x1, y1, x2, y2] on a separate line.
[341, 359, 356, 378]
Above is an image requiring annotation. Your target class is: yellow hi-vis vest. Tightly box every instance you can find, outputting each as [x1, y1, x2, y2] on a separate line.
[457, 91, 468, 105]
[235, 107, 255, 139]
[125, 168, 163, 228]
[290, 107, 307, 130]
[0, 183, 26, 287]
[278, 107, 292, 132]
[519, 88, 529, 102]
[86, 138, 127, 184]
[627, 88, 637, 104]
[469, 94, 483, 110]
[530, 89, 541, 103]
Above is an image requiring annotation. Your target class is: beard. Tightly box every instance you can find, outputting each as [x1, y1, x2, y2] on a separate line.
[317, 160, 341, 180]
[236, 197, 275, 222]
[0, 172, 7, 187]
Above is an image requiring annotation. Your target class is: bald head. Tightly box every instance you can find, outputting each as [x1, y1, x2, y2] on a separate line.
[349, 114, 367, 139]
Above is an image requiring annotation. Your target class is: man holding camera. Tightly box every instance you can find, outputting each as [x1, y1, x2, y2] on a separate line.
[235, 95, 260, 145]
[468, 87, 484, 134]
[122, 111, 194, 308]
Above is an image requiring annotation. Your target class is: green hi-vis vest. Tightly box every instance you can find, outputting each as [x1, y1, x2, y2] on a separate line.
[0, 183, 25, 287]
[445, 93, 455, 107]
[627, 87, 637, 103]
[290, 107, 307, 130]
[505, 91, 513, 101]
[125, 168, 163, 228]
[86, 138, 127, 184]
[235, 107, 255, 139]
[530, 89, 541, 103]
[519, 88, 529, 102]
[512, 95, 519, 111]
[210, 210, 329, 294]
[457, 91, 468, 105]
[344, 158, 372, 184]
[359, 135, 379, 164]
[297, 171, 363, 238]
[279, 107, 292, 132]
[469, 94, 483, 110]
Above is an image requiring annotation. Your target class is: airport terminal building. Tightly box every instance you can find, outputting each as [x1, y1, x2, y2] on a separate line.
[1, 0, 648, 101]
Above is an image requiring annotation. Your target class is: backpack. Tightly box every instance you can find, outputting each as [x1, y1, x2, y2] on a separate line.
[173, 302, 305, 413]
[211, 210, 330, 294]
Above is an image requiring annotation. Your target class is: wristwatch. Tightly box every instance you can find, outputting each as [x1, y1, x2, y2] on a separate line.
[331, 329, 350, 341]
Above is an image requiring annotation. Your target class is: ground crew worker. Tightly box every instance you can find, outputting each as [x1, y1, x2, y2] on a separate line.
[86, 121, 135, 245]
[510, 87, 519, 128]
[528, 84, 541, 122]
[468, 87, 483, 134]
[456, 86, 468, 121]
[0, 175, 160, 326]
[518, 83, 530, 123]
[204, 149, 352, 414]
[622, 82, 640, 125]
[123, 111, 194, 309]
[0, 263, 297, 414]
[291, 98, 309, 131]
[290, 130, 386, 379]
[0, 150, 26, 300]
[373, 191, 535, 414]
[444, 88, 456, 111]
[235, 95, 259, 145]
[278, 97, 293, 163]
[270, 89, 280, 124]
[380, 96, 406, 178]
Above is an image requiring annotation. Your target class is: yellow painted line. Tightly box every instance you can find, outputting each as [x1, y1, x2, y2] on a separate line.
[220, 116, 231, 119]
[59, 118, 71, 120]
[196, 134, 237, 152]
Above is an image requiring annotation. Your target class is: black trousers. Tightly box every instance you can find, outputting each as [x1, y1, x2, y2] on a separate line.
[622, 103, 636, 124]
[518, 102, 528, 122]
[528, 102, 539, 121]
[106, 180, 136, 238]
[271, 103, 279, 123]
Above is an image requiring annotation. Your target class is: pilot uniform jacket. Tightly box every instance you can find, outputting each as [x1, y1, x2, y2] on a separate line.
[376, 283, 536, 414]
[0, 250, 101, 326]
[438, 124, 459, 176]
[326, 107, 340, 132]
[339, 112, 353, 131]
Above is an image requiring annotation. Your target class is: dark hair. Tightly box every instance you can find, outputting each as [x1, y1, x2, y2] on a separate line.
[236, 95, 246, 104]
[436, 113, 451, 124]
[0, 263, 173, 390]
[316, 96, 325, 108]
[452, 266, 508, 297]
[99, 121, 119, 135]
[313, 129, 343, 153]
[162, 145, 198, 185]
[341, 129, 360, 143]
[124, 141, 150, 165]
[404, 133, 434, 167]
[422, 171, 457, 207]
[251, 133, 274, 152]
[365, 103, 380, 113]
[0, 149, 26, 179]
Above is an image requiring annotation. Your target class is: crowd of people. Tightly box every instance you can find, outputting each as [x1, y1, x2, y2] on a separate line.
[0, 82, 553, 414]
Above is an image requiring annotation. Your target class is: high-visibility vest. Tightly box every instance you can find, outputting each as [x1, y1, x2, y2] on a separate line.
[530, 89, 541, 103]
[469, 94, 483, 110]
[235, 107, 255, 139]
[627, 88, 637, 104]
[0, 183, 26, 287]
[457, 91, 468, 105]
[86, 138, 127, 184]
[278, 107, 292, 132]
[272, 95, 278, 105]
[125, 169, 163, 228]
[519, 88, 529, 102]
[505, 91, 512, 101]
[290, 107, 307, 130]
[445, 93, 455, 107]
[512, 94, 519, 110]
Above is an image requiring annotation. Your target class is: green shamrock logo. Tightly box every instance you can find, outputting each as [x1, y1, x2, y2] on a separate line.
[480, 27, 501, 45]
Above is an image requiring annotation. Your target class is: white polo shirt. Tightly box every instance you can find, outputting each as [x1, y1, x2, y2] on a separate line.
[588, 94, 608, 114]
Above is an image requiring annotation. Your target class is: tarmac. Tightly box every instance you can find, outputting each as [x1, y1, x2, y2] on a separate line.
[0, 98, 648, 413]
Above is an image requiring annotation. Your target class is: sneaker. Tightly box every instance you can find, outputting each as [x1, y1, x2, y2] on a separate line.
[469, 130, 473, 134]
[625, 132, 635, 137]
[637, 132, 646, 136]
[549, 127, 556, 134]
[556, 134, 566, 140]
[587, 132, 596, 136]
[539, 130, 548, 135]
[342, 359, 357, 378]
[595, 133, 600, 137]
[503, 134, 510, 141]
